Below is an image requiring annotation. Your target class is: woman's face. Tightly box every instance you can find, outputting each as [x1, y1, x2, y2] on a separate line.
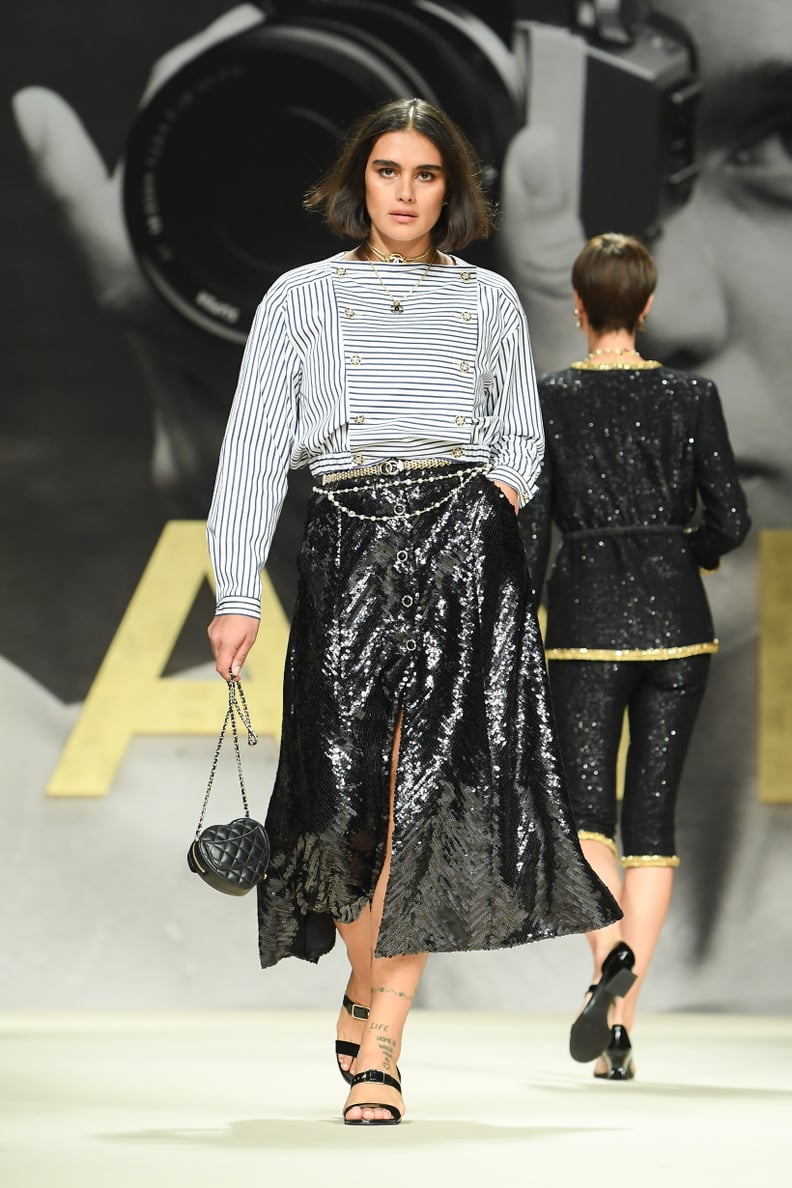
[646, 0, 792, 646]
[363, 129, 447, 254]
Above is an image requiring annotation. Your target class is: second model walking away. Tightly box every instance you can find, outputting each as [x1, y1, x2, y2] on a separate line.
[522, 233, 750, 1080]
[206, 98, 620, 1125]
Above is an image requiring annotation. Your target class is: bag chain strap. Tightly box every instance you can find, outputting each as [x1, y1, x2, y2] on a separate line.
[195, 675, 258, 838]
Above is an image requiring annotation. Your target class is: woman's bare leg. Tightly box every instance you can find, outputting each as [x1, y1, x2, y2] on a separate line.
[580, 838, 625, 970]
[580, 840, 674, 1072]
[579, 839, 626, 1074]
[615, 866, 674, 1032]
[342, 950, 427, 1121]
[334, 917, 374, 1080]
[336, 715, 428, 1120]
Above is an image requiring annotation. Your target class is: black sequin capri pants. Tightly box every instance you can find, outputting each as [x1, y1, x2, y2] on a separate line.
[547, 654, 711, 866]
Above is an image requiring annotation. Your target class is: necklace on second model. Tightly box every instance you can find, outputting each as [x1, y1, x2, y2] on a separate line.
[587, 347, 640, 359]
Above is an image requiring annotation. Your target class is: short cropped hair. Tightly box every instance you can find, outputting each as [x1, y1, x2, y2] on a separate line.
[304, 98, 494, 252]
[572, 233, 658, 332]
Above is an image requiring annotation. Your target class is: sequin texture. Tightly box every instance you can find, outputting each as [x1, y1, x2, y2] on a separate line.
[521, 367, 751, 654]
[257, 465, 621, 967]
[548, 655, 711, 858]
[519, 365, 750, 862]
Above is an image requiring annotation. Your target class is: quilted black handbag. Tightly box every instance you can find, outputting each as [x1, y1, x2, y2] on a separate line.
[187, 676, 270, 896]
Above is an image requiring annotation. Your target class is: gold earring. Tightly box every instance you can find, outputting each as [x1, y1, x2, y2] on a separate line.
[637, 315, 647, 332]
[573, 307, 582, 330]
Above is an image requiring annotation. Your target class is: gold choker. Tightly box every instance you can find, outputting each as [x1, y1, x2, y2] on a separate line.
[587, 348, 640, 359]
[366, 240, 434, 264]
[573, 346, 661, 370]
[571, 357, 662, 371]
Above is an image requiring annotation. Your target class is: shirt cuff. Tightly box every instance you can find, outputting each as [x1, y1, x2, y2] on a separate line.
[214, 596, 262, 620]
[487, 463, 536, 509]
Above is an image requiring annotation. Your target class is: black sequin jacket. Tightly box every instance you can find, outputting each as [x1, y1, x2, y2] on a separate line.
[520, 365, 751, 659]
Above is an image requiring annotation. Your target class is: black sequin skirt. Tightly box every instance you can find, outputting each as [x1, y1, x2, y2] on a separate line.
[257, 462, 620, 967]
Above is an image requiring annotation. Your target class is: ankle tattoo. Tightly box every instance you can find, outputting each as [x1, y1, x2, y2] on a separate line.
[372, 986, 413, 1001]
[376, 1033, 397, 1073]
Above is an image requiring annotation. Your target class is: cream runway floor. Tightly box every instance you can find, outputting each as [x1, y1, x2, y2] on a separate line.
[1, 1011, 790, 1188]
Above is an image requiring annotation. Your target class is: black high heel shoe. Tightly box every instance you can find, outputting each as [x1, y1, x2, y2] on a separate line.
[343, 1069, 404, 1126]
[335, 993, 369, 1085]
[569, 941, 637, 1063]
[594, 1024, 635, 1081]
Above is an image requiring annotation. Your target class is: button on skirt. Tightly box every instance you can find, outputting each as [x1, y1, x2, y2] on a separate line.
[257, 464, 620, 967]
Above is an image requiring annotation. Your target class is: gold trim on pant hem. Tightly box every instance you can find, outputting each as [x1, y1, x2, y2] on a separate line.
[578, 831, 617, 856]
[621, 854, 680, 868]
[546, 642, 718, 661]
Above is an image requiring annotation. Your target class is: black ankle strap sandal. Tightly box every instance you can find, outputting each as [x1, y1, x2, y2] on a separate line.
[335, 994, 370, 1085]
[342, 993, 370, 1021]
[343, 1069, 403, 1126]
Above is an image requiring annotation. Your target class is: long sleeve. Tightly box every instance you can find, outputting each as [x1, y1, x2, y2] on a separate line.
[206, 290, 301, 618]
[687, 380, 751, 571]
[518, 451, 553, 607]
[486, 295, 545, 507]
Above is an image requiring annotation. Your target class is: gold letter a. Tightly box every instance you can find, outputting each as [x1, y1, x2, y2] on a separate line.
[46, 520, 288, 797]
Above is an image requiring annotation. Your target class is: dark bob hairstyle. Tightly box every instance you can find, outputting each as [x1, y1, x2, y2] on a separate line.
[572, 233, 658, 333]
[304, 97, 494, 252]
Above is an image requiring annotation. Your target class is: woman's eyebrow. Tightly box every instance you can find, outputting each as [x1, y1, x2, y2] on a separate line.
[371, 158, 445, 171]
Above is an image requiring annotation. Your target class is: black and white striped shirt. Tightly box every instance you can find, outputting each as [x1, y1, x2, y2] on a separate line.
[207, 252, 544, 617]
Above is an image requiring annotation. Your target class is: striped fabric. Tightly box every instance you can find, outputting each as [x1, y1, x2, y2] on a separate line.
[207, 252, 544, 618]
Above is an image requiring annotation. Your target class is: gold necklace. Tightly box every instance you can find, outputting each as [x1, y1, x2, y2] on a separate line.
[572, 357, 662, 371]
[366, 240, 434, 264]
[574, 345, 662, 370]
[587, 347, 640, 359]
[368, 258, 434, 313]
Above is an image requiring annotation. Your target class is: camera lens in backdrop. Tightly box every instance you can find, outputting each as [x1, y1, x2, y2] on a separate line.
[122, 2, 524, 341]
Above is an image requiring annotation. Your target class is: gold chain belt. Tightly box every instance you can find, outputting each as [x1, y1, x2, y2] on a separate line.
[313, 463, 488, 523]
[321, 457, 454, 486]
